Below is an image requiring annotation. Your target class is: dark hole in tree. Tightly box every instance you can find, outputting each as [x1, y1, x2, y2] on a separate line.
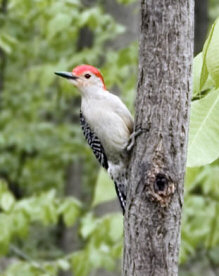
[154, 173, 168, 192]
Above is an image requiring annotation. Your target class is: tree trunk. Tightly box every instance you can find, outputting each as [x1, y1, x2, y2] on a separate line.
[0, 0, 8, 94]
[123, 1, 194, 276]
[104, 0, 138, 49]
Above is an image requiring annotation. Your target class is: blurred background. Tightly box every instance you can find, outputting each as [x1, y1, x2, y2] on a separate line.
[0, 0, 218, 275]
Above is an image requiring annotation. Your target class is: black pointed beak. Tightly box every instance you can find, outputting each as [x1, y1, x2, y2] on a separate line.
[54, 71, 78, 80]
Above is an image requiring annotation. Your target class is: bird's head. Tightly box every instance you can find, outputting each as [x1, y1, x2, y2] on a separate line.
[55, 64, 106, 95]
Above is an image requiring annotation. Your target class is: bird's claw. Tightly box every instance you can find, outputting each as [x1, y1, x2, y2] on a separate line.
[127, 128, 143, 151]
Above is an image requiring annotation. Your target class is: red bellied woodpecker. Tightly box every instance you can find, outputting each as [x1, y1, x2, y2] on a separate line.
[55, 65, 134, 214]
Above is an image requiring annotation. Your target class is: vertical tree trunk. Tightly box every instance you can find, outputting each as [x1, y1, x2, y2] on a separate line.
[104, 0, 138, 49]
[58, 162, 83, 276]
[123, 1, 194, 276]
[0, 0, 8, 94]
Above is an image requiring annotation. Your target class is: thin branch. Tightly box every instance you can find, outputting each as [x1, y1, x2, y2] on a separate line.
[10, 245, 48, 273]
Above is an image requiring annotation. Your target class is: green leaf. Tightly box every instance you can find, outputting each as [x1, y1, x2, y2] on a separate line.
[187, 89, 219, 167]
[71, 251, 91, 276]
[0, 214, 10, 255]
[92, 168, 116, 206]
[0, 34, 17, 54]
[107, 213, 123, 242]
[12, 211, 29, 237]
[200, 21, 216, 90]
[89, 244, 115, 271]
[4, 261, 48, 276]
[79, 8, 101, 28]
[192, 53, 215, 97]
[57, 259, 70, 271]
[0, 38, 11, 54]
[59, 198, 81, 227]
[193, 53, 203, 96]
[0, 180, 9, 197]
[185, 167, 202, 194]
[206, 18, 219, 87]
[47, 14, 72, 39]
[1, 191, 15, 212]
[80, 213, 97, 239]
[200, 57, 209, 91]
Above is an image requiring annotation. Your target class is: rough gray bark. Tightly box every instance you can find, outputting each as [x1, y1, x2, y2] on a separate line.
[123, 1, 194, 276]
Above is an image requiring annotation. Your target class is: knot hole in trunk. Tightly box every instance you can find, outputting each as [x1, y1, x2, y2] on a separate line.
[154, 173, 168, 192]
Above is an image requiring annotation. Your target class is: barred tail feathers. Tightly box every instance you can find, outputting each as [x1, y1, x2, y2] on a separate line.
[114, 180, 126, 214]
[108, 161, 128, 214]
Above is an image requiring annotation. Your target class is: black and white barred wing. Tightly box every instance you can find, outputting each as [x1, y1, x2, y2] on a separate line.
[80, 111, 108, 170]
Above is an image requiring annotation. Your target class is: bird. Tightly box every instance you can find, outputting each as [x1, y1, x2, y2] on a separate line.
[55, 64, 134, 214]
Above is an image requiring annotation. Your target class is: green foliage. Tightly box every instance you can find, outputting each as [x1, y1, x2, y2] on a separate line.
[0, 180, 82, 257]
[200, 21, 216, 90]
[195, 17, 219, 93]
[187, 89, 219, 167]
[92, 168, 115, 207]
[181, 163, 219, 263]
[188, 17, 219, 167]
[116, 0, 136, 4]
[192, 53, 214, 97]
[0, 0, 134, 275]
[206, 19, 219, 87]
[70, 213, 123, 276]
[181, 16, 219, 265]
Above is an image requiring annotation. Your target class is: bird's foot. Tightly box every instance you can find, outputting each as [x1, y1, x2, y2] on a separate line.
[127, 127, 143, 152]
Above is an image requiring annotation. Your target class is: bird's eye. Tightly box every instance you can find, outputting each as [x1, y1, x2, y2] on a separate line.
[84, 73, 91, 79]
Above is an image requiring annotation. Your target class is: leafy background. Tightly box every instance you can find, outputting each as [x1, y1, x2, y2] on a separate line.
[0, 0, 219, 275]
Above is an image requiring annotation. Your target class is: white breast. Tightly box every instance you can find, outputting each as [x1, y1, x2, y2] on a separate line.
[81, 91, 133, 157]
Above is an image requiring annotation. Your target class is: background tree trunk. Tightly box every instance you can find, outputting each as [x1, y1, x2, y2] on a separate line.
[123, 1, 194, 276]
[194, 0, 208, 55]
[58, 162, 83, 276]
[0, 0, 8, 94]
